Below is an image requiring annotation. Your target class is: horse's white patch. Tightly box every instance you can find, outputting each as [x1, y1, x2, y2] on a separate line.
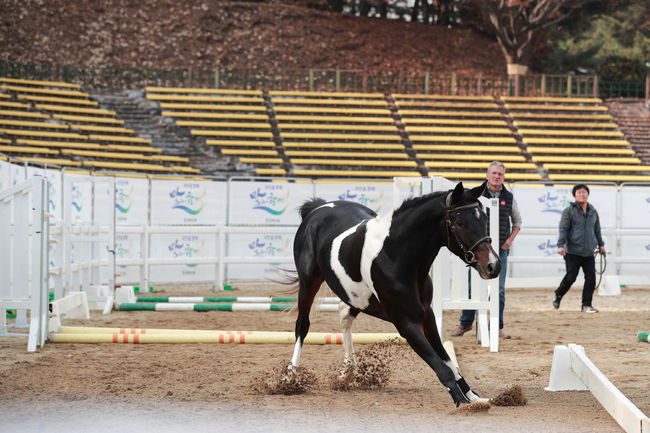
[329, 212, 393, 310]
[445, 360, 462, 381]
[315, 202, 335, 211]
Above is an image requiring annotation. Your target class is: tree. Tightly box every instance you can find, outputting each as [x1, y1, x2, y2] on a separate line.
[474, 0, 593, 75]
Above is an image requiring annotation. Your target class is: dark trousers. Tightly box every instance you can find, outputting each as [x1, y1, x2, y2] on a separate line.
[555, 253, 596, 307]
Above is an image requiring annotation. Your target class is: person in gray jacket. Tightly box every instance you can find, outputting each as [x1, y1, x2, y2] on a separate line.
[553, 184, 606, 313]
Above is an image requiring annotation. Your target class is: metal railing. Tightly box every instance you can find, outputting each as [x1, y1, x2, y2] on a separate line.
[1, 60, 647, 99]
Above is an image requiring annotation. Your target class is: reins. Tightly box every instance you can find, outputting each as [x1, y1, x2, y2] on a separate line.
[594, 249, 607, 289]
[444, 200, 491, 265]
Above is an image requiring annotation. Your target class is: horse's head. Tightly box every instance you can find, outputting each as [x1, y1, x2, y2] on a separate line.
[443, 182, 500, 280]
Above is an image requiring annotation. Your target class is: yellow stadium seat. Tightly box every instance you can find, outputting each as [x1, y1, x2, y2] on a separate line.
[147, 94, 264, 103]
[394, 94, 495, 101]
[510, 113, 612, 120]
[412, 144, 520, 153]
[17, 94, 98, 106]
[290, 158, 416, 168]
[283, 142, 404, 150]
[192, 130, 273, 138]
[513, 121, 617, 129]
[0, 145, 59, 155]
[238, 157, 284, 164]
[158, 103, 267, 112]
[88, 134, 151, 144]
[506, 103, 608, 112]
[532, 155, 640, 164]
[279, 123, 397, 132]
[52, 114, 124, 124]
[0, 109, 49, 119]
[416, 153, 525, 162]
[205, 139, 276, 147]
[292, 169, 421, 178]
[403, 118, 507, 126]
[20, 157, 82, 167]
[428, 171, 542, 180]
[285, 150, 408, 159]
[281, 132, 401, 141]
[270, 91, 384, 98]
[1, 84, 88, 98]
[71, 124, 134, 134]
[406, 126, 512, 135]
[425, 161, 536, 170]
[276, 114, 394, 123]
[163, 111, 268, 120]
[221, 149, 279, 156]
[1, 129, 87, 140]
[548, 173, 650, 182]
[543, 163, 650, 172]
[526, 146, 634, 155]
[145, 86, 262, 95]
[35, 104, 115, 116]
[502, 96, 602, 104]
[0, 101, 30, 109]
[16, 138, 104, 150]
[0, 77, 81, 88]
[177, 121, 271, 129]
[0, 119, 68, 129]
[409, 135, 517, 144]
[518, 129, 623, 137]
[273, 106, 390, 115]
[399, 109, 503, 118]
[255, 168, 287, 176]
[523, 137, 629, 146]
[82, 160, 174, 172]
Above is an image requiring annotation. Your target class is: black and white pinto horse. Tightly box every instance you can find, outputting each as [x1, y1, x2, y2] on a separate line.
[286, 182, 500, 406]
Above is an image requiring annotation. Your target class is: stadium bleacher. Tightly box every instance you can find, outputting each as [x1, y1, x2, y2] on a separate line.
[0, 78, 199, 174]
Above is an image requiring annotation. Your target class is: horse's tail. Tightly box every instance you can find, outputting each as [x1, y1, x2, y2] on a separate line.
[299, 198, 327, 220]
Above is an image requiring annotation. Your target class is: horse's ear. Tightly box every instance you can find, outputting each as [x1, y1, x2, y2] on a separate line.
[468, 181, 486, 200]
[447, 182, 464, 206]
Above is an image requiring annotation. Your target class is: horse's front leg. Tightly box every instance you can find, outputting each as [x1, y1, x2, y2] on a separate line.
[391, 311, 470, 407]
[422, 305, 487, 403]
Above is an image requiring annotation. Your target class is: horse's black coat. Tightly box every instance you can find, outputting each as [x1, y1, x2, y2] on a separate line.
[289, 182, 500, 406]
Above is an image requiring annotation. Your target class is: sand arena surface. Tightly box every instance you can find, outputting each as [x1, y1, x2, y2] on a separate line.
[1, 286, 649, 433]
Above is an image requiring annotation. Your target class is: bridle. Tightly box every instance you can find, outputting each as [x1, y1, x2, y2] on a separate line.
[444, 199, 492, 265]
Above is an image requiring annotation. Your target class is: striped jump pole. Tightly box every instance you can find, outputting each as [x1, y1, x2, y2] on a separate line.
[136, 296, 341, 304]
[49, 329, 405, 345]
[637, 331, 649, 342]
[116, 303, 339, 312]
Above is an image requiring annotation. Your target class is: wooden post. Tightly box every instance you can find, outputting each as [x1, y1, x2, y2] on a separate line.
[451, 72, 457, 95]
[593, 75, 599, 99]
[541, 74, 546, 96]
[214, 69, 219, 89]
[514, 74, 520, 97]
[645, 76, 649, 106]
[424, 71, 430, 95]
[567, 74, 573, 97]
[309, 69, 314, 92]
[477, 72, 483, 96]
[335, 68, 340, 92]
[362, 72, 367, 93]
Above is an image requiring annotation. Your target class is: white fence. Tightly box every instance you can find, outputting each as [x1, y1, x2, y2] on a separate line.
[0, 177, 49, 352]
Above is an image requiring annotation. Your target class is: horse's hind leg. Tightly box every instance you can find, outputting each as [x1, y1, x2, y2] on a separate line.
[423, 306, 486, 403]
[288, 272, 323, 371]
[338, 303, 360, 378]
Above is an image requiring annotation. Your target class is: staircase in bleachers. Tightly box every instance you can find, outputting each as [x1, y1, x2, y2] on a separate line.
[605, 99, 650, 166]
[0, 77, 200, 176]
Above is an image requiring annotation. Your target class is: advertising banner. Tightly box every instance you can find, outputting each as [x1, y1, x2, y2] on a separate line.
[115, 232, 143, 284]
[149, 232, 218, 282]
[619, 236, 650, 274]
[150, 179, 226, 225]
[44, 169, 63, 221]
[115, 177, 149, 225]
[10, 162, 26, 186]
[0, 160, 9, 191]
[512, 184, 617, 228]
[620, 187, 650, 229]
[510, 234, 566, 278]
[228, 181, 313, 226]
[226, 232, 295, 280]
[64, 173, 94, 223]
[314, 181, 394, 215]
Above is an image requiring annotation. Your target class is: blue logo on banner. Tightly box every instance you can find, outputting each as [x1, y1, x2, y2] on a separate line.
[168, 236, 204, 267]
[537, 191, 571, 214]
[71, 184, 82, 212]
[248, 235, 289, 257]
[337, 186, 383, 212]
[538, 239, 558, 256]
[249, 186, 289, 215]
[116, 182, 133, 214]
[169, 184, 205, 215]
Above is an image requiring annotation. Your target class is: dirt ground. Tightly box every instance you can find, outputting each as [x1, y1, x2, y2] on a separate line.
[1, 285, 649, 433]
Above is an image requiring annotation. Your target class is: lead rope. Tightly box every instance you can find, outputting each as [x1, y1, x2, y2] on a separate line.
[594, 249, 607, 290]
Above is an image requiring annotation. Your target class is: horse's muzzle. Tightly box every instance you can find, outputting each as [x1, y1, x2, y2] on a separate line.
[473, 240, 501, 280]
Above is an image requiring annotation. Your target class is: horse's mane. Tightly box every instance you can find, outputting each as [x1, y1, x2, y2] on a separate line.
[393, 190, 449, 218]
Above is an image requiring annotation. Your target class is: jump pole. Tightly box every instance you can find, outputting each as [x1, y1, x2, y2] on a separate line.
[49, 330, 406, 345]
[637, 331, 649, 342]
[136, 296, 341, 304]
[116, 303, 339, 312]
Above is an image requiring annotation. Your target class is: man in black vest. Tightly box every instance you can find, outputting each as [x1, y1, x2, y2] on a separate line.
[452, 161, 522, 339]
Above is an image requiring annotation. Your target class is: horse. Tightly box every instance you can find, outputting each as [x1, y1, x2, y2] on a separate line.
[285, 181, 500, 406]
